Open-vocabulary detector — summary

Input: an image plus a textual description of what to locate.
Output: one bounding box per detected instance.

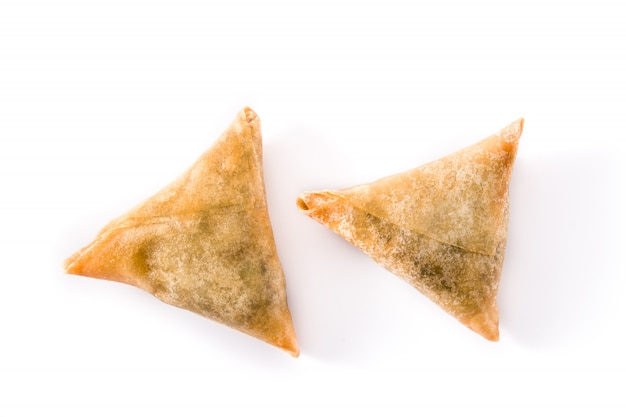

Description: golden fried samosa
[65,107,299,356]
[297,119,523,341]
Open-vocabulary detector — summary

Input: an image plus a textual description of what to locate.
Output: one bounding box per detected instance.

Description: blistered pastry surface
[297,119,522,340]
[65,108,299,356]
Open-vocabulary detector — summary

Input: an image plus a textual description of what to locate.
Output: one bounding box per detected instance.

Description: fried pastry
[65,107,299,356]
[297,119,523,341]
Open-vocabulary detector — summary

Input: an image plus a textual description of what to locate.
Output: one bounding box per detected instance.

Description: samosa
[65,107,299,356]
[297,119,523,341]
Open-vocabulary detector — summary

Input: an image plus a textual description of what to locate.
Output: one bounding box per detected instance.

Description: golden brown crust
[297,119,523,341]
[65,107,299,357]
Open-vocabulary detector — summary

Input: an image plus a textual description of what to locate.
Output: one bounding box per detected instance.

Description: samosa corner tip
[500,117,524,152]
[286,342,301,358]
[296,192,314,213]
[296,191,337,214]
[461,305,500,342]
[63,248,86,276]
[241,106,258,124]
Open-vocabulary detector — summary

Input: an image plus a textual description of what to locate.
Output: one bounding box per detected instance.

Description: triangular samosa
[65,107,299,356]
[297,119,523,341]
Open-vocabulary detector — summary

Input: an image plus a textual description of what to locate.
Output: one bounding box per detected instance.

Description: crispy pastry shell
[297,119,523,340]
[65,108,299,356]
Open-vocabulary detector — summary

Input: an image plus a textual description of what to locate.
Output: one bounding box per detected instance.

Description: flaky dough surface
[65,108,299,356]
[298,119,523,340]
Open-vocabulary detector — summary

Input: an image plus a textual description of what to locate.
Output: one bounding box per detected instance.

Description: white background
[1,0,625,414]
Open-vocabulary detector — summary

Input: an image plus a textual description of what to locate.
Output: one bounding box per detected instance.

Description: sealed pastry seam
[65,107,299,357]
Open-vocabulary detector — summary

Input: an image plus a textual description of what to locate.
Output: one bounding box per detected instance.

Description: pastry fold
[65,107,299,356]
[297,119,523,340]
